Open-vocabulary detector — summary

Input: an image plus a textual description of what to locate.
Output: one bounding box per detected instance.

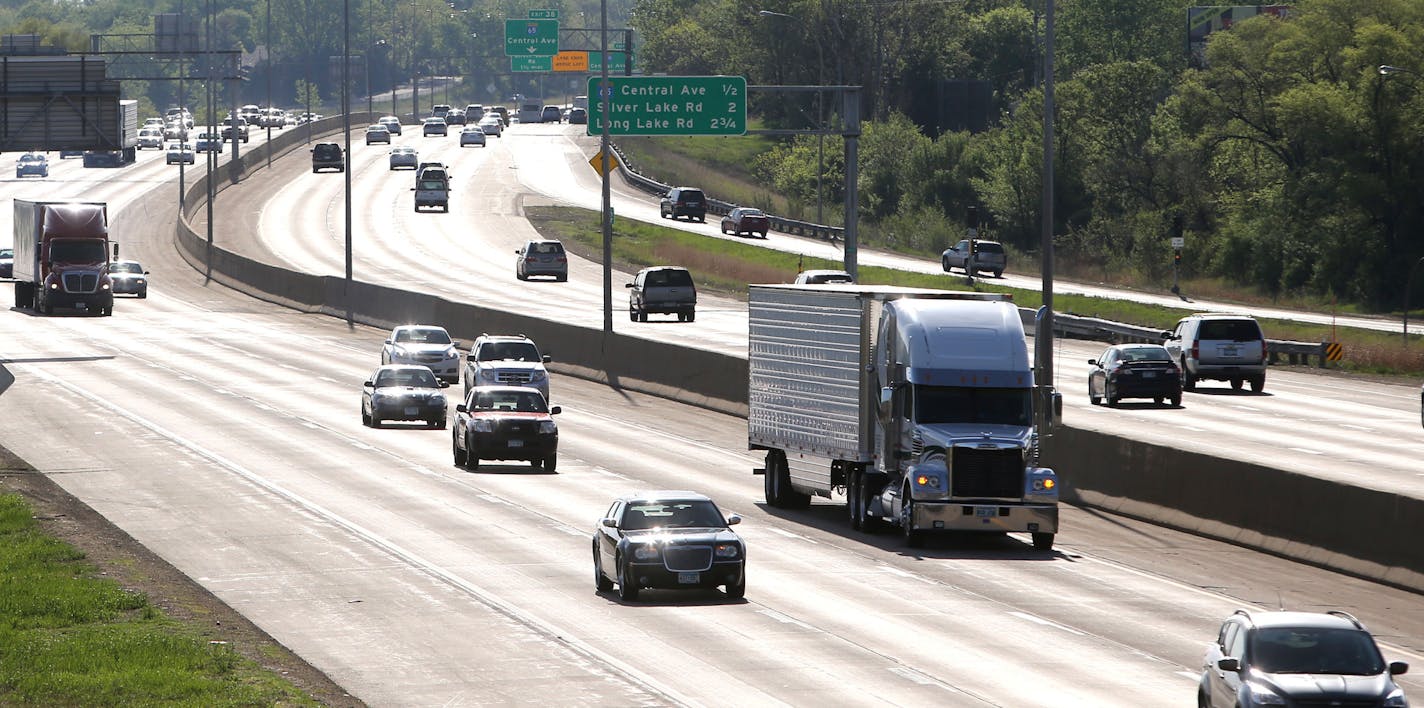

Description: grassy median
[525,205,1424,376]
[0,492,321,706]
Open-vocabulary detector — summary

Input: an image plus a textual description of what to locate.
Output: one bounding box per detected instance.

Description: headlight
[913,472,943,490]
[470,419,493,433]
[714,544,740,558]
[476,368,496,382]
[444,346,458,359]
[100,282,110,290]
[633,545,659,561]
[49,282,59,290]
[1032,478,1056,491]
[135,279,145,284]
[1246,682,1286,706]
[392,346,409,358]
[430,394,446,406]
[529,369,547,381]
[1384,688,1407,708]
[539,421,557,434]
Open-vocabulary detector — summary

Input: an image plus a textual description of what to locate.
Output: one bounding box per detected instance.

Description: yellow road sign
[588,150,620,176]
[553,51,589,72]
[1324,341,1344,361]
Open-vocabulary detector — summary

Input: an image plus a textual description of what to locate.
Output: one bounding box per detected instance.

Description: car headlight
[529,369,547,382]
[429,394,446,406]
[714,544,740,559]
[135,279,145,285]
[539,421,557,435]
[444,346,458,359]
[476,368,496,382]
[1384,688,1408,708]
[1246,682,1286,706]
[49,282,59,290]
[392,346,409,358]
[470,419,493,433]
[633,545,659,561]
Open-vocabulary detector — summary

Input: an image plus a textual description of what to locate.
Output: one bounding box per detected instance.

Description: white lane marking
[765,527,813,542]
[1008,611,1086,636]
[23,367,697,707]
[478,494,511,505]
[1177,671,1200,681]
[879,565,937,585]
[889,667,961,693]
[553,525,586,537]
[1288,447,1323,455]
[1340,424,1374,432]
[1177,426,1206,433]
[757,609,816,631]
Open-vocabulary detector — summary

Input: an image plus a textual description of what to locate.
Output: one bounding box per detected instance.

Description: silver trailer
[748,284,1061,549]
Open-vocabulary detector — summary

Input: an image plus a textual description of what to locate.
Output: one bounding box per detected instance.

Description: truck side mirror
[879,386,895,419]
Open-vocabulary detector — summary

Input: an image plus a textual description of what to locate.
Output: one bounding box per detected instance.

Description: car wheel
[1230,378,1243,390]
[725,572,746,600]
[556,274,567,282]
[594,547,614,592]
[1154,397,1164,405]
[698,216,706,223]
[516,271,527,281]
[1089,393,1101,406]
[900,487,922,548]
[760,231,768,239]
[1170,395,1182,407]
[629,308,637,322]
[361,406,371,427]
[942,256,953,273]
[686,310,696,323]
[1032,532,1055,551]
[1181,360,1196,392]
[530,457,543,469]
[371,414,382,429]
[1105,385,1118,407]
[616,557,639,602]
[638,311,648,323]
[994,270,1003,278]
[1250,376,1265,393]
[452,434,467,466]
[138,290,147,299]
[544,455,557,472]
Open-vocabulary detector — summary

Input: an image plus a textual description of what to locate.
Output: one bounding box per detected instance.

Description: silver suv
[627,266,697,322]
[1162,313,1267,392]
[462,334,552,402]
[941,239,1006,278]
[1199,609,1409,708]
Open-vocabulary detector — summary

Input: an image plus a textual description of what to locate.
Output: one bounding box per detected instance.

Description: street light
[758,9,826,225]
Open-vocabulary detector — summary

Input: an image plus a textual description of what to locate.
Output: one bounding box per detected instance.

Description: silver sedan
[389,146,418,170]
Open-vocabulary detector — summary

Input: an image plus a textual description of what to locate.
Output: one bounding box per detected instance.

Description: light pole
[759,9,825,225]
[1379,65,1421,344]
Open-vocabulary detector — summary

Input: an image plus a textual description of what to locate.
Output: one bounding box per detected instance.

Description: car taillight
[1190,344,1198,361]
[556,256,567,263]
[525,257,537,263]
[1260,339,1267,362]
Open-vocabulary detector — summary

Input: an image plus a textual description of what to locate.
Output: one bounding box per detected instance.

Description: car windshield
[469,390,547,413]
[48,240,107,264]
[395,328,451,344]
[109,262,142,274]
[375,369,438,388]
[1249,628,1386,675]
[621,500,725,530]
[1198,319,1262,341]
[913,385,1033,427]
[478,341,539,361]
[1119,346,1171,362]
[645,269,693,287]
[0,249,13,258]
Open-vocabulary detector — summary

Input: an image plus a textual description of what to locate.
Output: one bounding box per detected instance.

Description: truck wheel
[900,487,923,548]
[764,451,783,506]
[1032,532,1055,551]
[848,466,864,531]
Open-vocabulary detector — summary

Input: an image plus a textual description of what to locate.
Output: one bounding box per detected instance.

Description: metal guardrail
[606,141,844,243]
[601,143,1335,368]
[1019,308,1331,367]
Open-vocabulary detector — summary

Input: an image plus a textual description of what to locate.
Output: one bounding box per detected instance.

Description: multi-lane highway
[2,120,1422,707]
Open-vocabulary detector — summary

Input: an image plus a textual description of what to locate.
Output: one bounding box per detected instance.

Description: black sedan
[593,491,745,602]
[451,386,560,470]
[1088,343,1182,407]
[362,365,450,429]
[107,260,149,298]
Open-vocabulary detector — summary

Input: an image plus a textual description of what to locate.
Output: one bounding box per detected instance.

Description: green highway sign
[587,75,746,136]
[505,18,559,56]
[587,51,627,73]
[528,9,559,19]
[511,55,552,72]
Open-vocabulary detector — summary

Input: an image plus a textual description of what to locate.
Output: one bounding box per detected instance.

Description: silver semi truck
[748,284,1062,549]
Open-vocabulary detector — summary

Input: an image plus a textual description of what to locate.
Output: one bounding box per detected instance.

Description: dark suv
[1199,609,1409,708]
[627,266,697,322]
[311,142,344,173]
[660,187,706,222]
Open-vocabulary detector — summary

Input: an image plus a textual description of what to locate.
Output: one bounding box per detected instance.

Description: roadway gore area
[0,446,359,707]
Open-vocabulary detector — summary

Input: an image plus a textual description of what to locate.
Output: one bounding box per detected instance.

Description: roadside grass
[615,126,791,215]
[0,493,319,707]
[525,205,1424,377]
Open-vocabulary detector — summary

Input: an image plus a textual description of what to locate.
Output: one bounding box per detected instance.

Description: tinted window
[531,242,563,254]
[376,368,437,388]
[1249,628,1385,675]
[914,385,1032,426]
[1198,319,1262,341]
[109,262,143,274]
[49,240,107,263]
[646,269,693,287]
[477,341,539,361]
[976,242,1005,254]
[1119,346,1171,362]
[314,145,341,158]
[620,500,725,530]
[677,190,704,203]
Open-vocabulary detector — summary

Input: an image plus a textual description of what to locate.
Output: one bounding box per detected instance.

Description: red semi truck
[12,199,114,316]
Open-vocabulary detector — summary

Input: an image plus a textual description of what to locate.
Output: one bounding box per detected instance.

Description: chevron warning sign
[1324,342,1343,361]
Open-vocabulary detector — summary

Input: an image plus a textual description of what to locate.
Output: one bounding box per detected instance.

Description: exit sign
[505,19,559,56]
[587,76,746,136]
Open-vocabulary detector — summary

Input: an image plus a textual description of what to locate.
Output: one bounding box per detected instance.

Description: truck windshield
[48,240,107,264]
[913,385,1032,427]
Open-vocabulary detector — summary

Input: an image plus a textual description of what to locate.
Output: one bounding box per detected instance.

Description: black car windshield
[1119,346,1171,362]
[49,240,107,264]
[621,500,725,530]
[478,341,539,361]
[1249,628,1386,675]
[395,328,452,344]
[913,385,1032,427]
[469,390,547,413]
[376,369,438,388]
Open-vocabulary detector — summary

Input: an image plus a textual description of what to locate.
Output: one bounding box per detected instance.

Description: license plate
[678,572,700,584]
[507,439,523,448]
[404,407,420,415]
[1142,371,1156,378]
[76,303,87,309]
[974,506,997,518]
[1220,346,1239,357]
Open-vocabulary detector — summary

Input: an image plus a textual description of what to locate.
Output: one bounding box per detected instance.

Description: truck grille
[951,447,1023,498]
[496,370,534,385]
[662,545,713,572]
[497,419,538,436]
[62,273,98,293]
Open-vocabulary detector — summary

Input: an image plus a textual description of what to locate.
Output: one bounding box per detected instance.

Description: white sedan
[380,325,461,384]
